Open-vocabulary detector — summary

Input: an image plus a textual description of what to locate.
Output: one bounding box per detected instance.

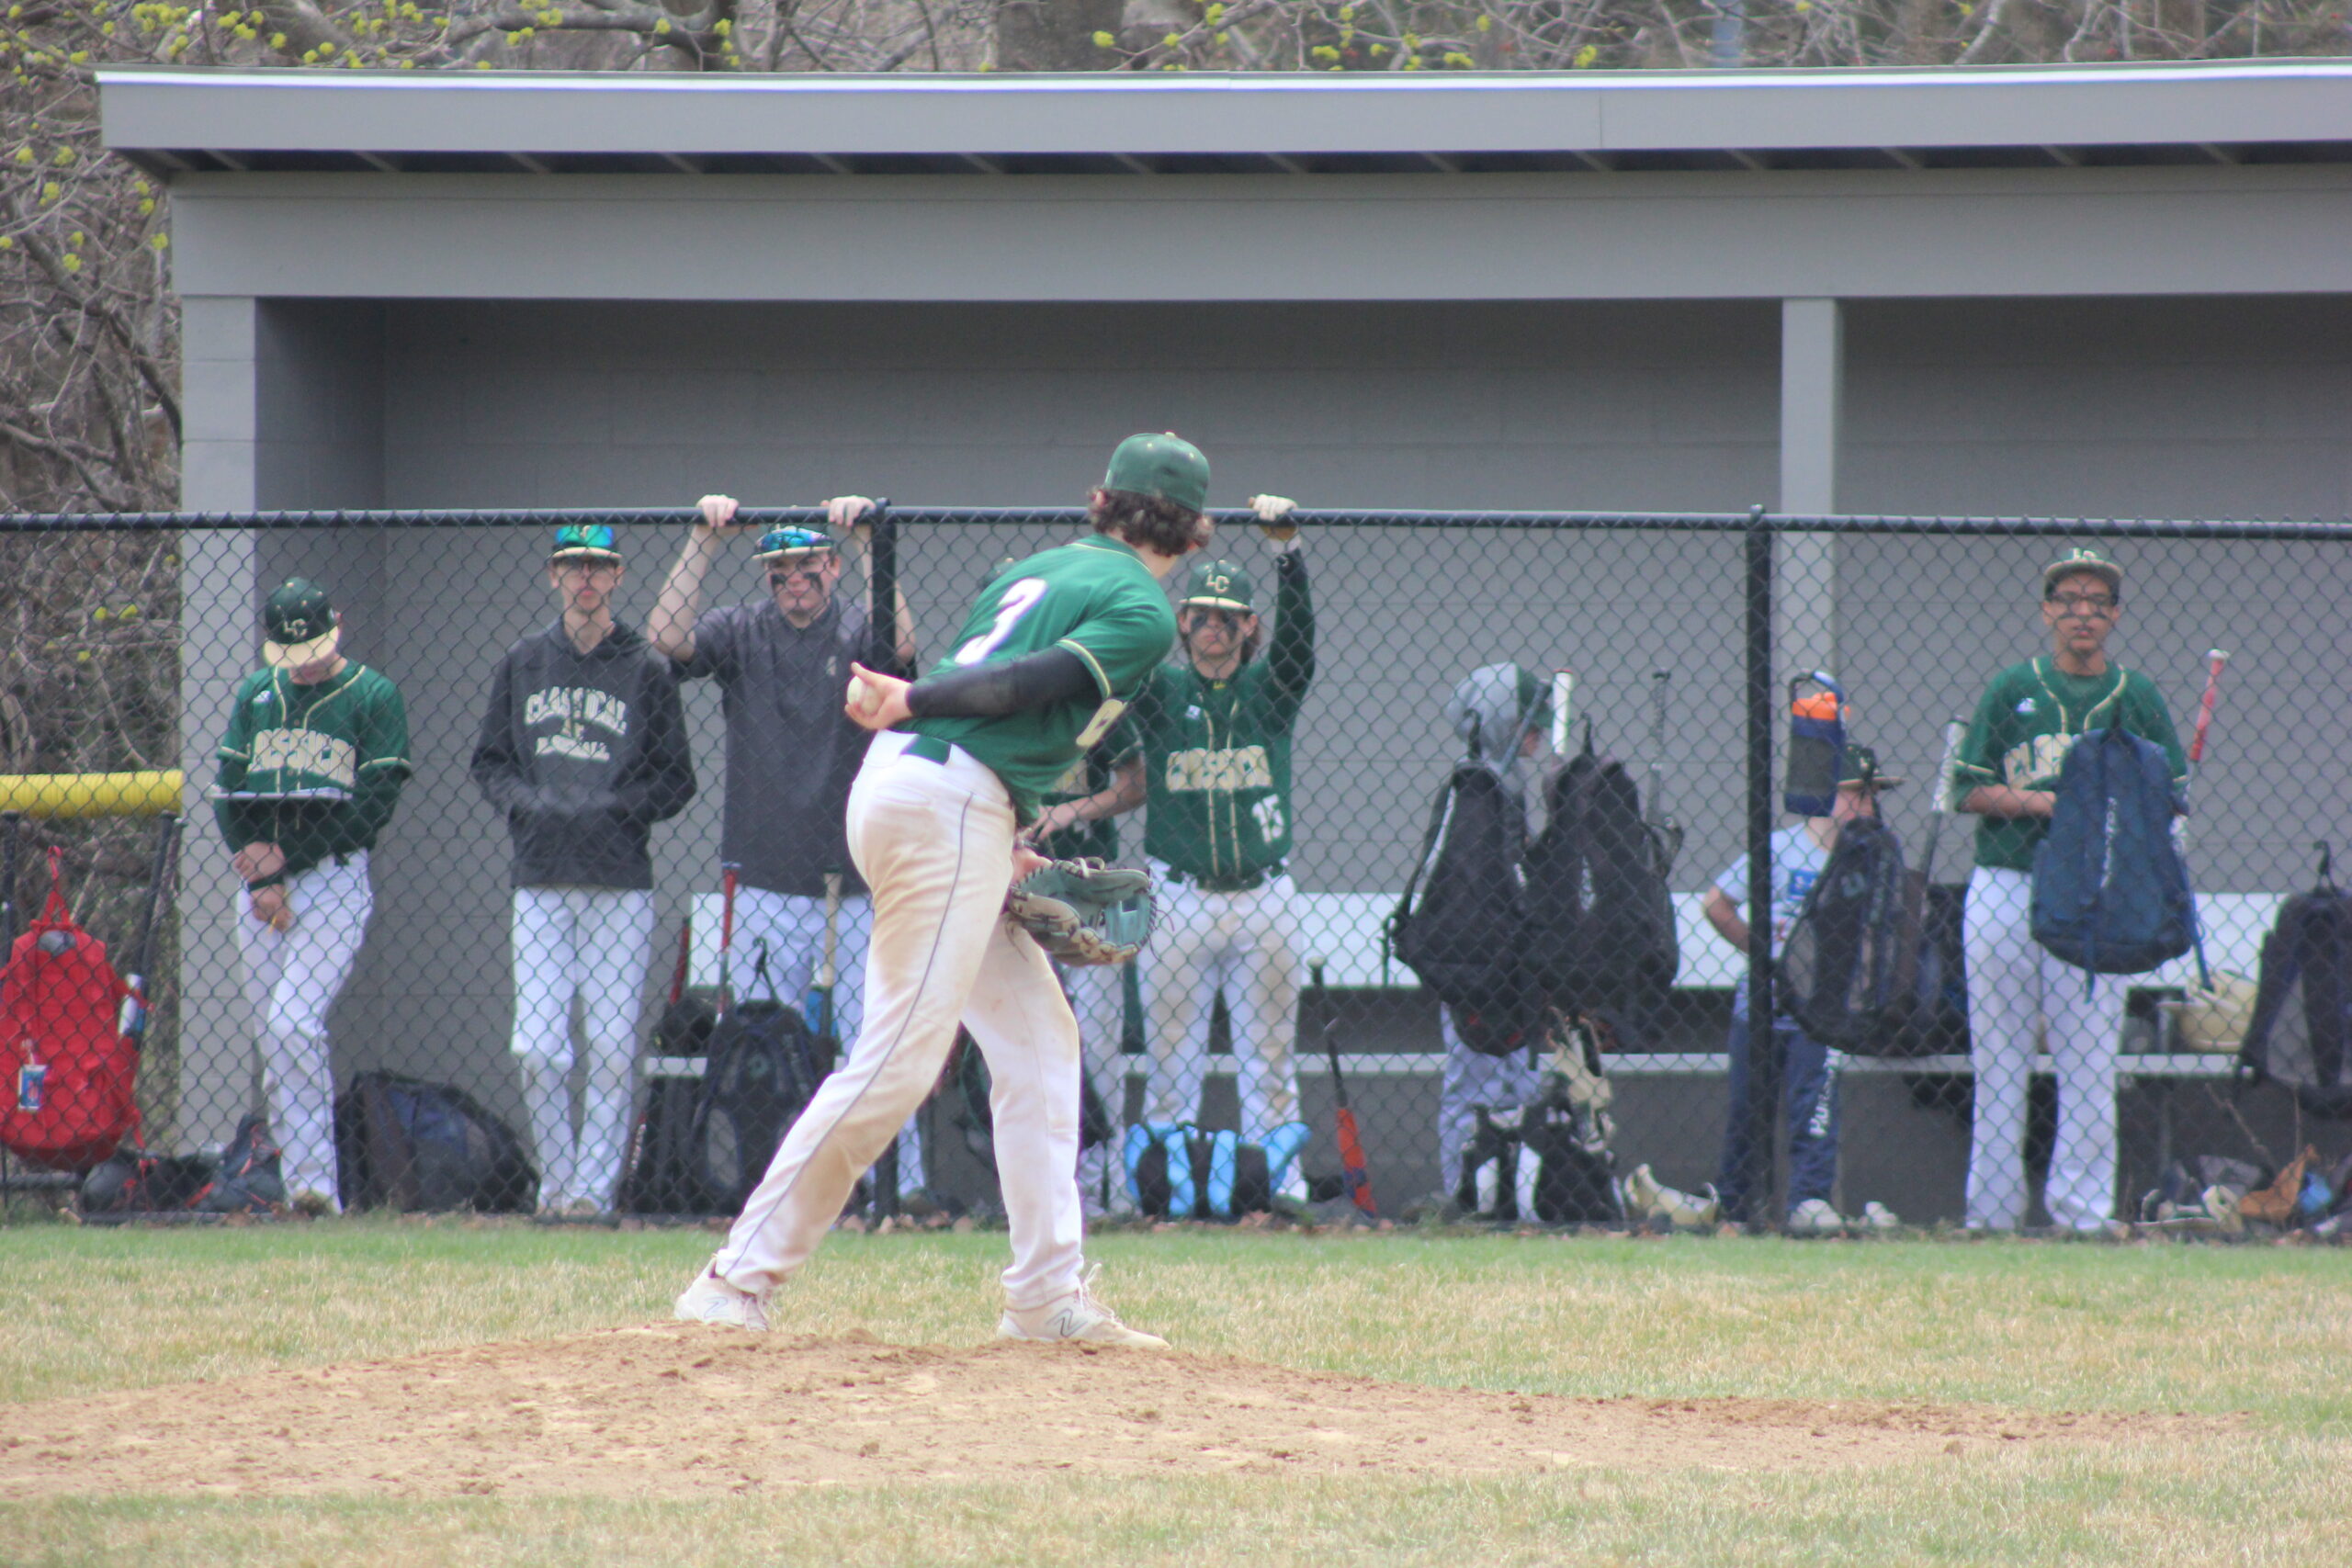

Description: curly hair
[1088,487,1209,558]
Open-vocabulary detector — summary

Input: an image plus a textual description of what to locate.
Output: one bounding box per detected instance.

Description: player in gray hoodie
[472,525,695,1213]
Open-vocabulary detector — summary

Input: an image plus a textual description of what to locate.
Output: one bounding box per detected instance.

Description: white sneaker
[2203,1186,2245,1237]
[1860,1201,1901,1233]
[673,1264,769,1332]
[1788,1198,1847,1236]
[997,1267,1168,1349]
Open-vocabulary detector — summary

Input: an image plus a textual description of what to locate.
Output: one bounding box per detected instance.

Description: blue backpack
[2030,725,2193,976]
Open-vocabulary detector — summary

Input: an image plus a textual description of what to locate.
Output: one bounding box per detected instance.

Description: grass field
[2,1217,2346,1565]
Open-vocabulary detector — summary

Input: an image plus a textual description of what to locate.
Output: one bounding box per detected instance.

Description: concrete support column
[176,296,262,1153]
[1778,297,1842,682]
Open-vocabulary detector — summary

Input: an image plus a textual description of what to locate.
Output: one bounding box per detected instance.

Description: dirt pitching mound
[0,1325,2224,1498]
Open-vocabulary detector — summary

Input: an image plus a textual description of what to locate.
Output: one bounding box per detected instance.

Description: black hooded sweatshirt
[471,621,695,890]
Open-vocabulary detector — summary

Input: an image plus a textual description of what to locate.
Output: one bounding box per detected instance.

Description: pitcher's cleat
[674,1263,769,1331]
[998,1267,1169,1349]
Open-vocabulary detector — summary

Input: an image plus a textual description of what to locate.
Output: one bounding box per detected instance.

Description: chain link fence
[5,505,2349,1236]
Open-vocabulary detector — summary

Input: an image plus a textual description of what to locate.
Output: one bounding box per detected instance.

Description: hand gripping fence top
[6,502,2351,1233]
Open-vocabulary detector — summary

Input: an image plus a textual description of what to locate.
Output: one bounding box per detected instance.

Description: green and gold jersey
[214,661,413,880]
[1035,731,1136,863]
[907,536,1176,821]
[1953,657,2184,873]
[1130,549,1315,881]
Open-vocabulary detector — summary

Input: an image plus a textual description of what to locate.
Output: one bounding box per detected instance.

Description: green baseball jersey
[1953,656,2185,873]
[214,661,413,881]
[1129,549,1315,880]
[908,536,1176,821]
[1036,730,1136,863]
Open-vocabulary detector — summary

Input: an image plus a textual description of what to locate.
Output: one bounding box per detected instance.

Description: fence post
[1740,505,1783,1228]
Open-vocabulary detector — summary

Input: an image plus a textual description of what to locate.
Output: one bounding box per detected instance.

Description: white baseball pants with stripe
[714,731,1086,1310]
[510,885,656,1211]
[1962,864,2124,1230]
[1141,866,1304,1145]
[730,886,923,1195]
[234,852,372,1206]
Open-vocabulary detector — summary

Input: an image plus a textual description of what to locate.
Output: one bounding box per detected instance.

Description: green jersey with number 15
[906,536,1177,822]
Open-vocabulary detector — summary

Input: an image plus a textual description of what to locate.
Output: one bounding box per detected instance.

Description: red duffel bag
[2,849,135,1172]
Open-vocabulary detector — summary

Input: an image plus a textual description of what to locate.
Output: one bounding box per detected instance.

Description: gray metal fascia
[162,166,2352,301]
[98,61,2352,160]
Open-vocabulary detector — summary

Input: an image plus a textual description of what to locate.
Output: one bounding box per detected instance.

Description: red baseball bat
[1314,957,1376,1218]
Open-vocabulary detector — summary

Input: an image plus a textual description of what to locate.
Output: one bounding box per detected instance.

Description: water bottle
[16,1058,45,1114]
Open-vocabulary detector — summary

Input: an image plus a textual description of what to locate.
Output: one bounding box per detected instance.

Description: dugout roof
[100,59,2352,179]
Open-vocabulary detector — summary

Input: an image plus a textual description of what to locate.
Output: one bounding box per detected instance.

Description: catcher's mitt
[1006,857,1155,966]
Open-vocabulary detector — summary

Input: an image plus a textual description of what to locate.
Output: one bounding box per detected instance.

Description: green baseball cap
[549,523,621,563]
[262,578,340,670]
[1181,558,1255,612]
[1102,432,1209,514]
[2042,547,2122,598]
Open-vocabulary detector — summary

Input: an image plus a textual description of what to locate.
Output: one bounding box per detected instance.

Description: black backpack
[1778,816,1920,1054]
[1390,763,1544,1057]
[2237,847,2352,1119]
[1522,732,1679,1043]
[691,943,835,1212]
[2030,725,2195,976]
[334,1072,537,1213]
[1126,1125,1274,1220]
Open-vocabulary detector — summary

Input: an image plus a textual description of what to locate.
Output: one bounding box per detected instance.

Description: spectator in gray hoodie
[473,524,695,1214]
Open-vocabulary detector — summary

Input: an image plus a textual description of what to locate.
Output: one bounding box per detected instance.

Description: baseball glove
[1006,857,1155,966]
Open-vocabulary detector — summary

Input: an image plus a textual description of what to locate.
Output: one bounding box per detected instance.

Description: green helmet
[1102,432,1210,514]
[1181,558,1254,613]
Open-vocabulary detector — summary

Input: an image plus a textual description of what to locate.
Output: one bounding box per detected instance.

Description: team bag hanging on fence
[0,848,136,1173]
[689,940,834,1212]
[1521,723,1679,1042]
[1390,763,1545,1057]
[1777,795,1921,1055]
[2236,845,2352,1120]
[2030,724,2195,979]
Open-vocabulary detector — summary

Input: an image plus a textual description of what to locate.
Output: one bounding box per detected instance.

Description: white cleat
[1860,1201,1902,1234]
[998,1268,1169,1350]
[1787,1198,1847,1236]
[673,1263,769,1332]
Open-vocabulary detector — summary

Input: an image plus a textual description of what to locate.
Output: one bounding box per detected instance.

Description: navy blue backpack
[2030,724,2193,976]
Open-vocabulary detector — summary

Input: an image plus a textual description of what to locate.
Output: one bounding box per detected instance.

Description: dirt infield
[0,1325,2226,1498]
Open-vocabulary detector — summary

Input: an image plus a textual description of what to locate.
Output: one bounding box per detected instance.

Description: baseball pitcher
[677,431,1214,1348]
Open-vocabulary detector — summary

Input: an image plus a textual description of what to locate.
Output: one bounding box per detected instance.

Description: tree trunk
[994,0,1127,70]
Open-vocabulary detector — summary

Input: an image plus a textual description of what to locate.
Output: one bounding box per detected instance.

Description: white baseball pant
[731,885,924,1194]
[1962,864,2124,1230]
[233,852,372,1206]
[1435,1005,1546,1199]
[1142,865,1304,1147]
[510,885,656,1211]
[1064,960,1129,1215]
[713,731,1086,1310]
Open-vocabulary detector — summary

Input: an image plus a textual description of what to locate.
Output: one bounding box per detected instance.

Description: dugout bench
[646,890,2282,1225]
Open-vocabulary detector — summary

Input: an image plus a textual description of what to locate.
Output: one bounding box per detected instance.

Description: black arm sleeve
[904,648,1097,719]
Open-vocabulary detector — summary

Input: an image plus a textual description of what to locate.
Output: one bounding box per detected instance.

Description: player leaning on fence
[676,431,1213,1347]
[1106,511,1312,1199]
[647,495,928,1202]
[213,579,412,1213]
[470,525,695,1216]
[1954,548,2185,1232]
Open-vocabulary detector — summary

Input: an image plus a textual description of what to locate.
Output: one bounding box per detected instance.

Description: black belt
[1167,864,1279,894]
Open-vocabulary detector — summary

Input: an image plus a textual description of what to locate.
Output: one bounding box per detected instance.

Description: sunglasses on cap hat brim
[262,623,343,670]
